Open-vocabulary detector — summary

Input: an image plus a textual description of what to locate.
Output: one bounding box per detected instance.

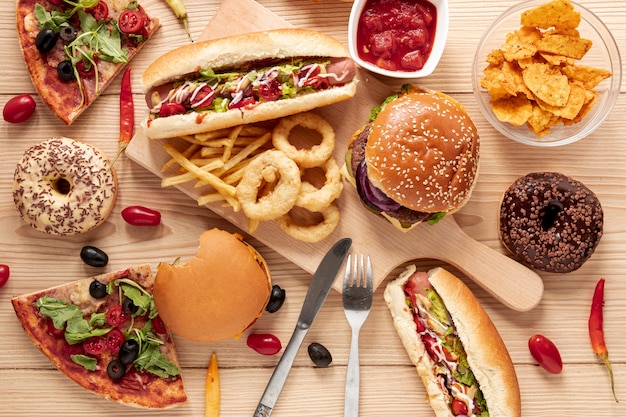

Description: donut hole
[54,177,72,195]
[540,200,564,231]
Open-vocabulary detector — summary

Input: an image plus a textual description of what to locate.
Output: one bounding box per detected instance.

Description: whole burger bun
[153,228,272,342]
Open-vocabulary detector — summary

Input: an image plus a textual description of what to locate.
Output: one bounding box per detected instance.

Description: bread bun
[365,90,479,213]
[141,28,358,139]
[153,229,271,342]
[384,265,521,417]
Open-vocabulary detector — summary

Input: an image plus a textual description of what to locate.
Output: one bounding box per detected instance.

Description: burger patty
[350,123,430,226]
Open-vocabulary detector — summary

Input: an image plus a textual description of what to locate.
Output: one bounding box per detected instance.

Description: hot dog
[140,28,358,139]
[384,265,521,417]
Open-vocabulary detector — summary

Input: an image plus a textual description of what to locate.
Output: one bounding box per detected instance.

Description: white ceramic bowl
[348,0,449,78]
[472,0,622,147]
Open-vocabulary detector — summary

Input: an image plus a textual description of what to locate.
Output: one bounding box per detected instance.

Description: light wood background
[1,0,625,416]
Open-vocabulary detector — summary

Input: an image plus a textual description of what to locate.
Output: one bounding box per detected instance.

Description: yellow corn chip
[522,63,570,107]
[536,33,592,59]
[520,0,580,30]
[562,64,612,89]
[501,26,541,61]
[492,95,533,126]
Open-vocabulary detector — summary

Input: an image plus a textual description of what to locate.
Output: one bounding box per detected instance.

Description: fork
[342,254,373,417]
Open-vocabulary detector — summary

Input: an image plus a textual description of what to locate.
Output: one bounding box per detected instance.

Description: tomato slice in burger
[118,10,145,35]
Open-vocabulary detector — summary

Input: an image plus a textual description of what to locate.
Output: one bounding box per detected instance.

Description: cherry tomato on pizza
[105,328,125,355]
[118,9,146,35]
[106,304,129,327]
[83,336,106,355]
[86,1,109,21]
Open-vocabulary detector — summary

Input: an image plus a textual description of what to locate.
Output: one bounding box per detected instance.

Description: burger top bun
[153,228,271,343]
[365,89,480,213]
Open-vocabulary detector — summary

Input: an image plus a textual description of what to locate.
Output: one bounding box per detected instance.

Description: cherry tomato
[3,94,36,123]
[106,328,125,354]
[228,96,255,109]
[118,10,145,35]
[451,398,468,415]
[76,56,98,78]
[121,206,161,226]
[528,334,563,374]
[189,85,215,108]
[86,1,109,21]
[258,80,282,102]
[151,315,168,335]
[247,333,282,355]
[83,336,105,355]
[46,319,65,338]
[106,305,129,327]
[0,264,9,289]
[159,102,186,117]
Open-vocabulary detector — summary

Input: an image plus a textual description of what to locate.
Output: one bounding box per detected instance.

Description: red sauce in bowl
[356,0,437,72]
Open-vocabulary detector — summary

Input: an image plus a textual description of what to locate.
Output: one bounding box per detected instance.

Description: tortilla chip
[491,95,533,126]
[522,63,570,107]
[526,104,558,136]
[536,33,592,59]
[520,0,581,30]
[501,26,541,61]
[536,81,587,119]
[562,64,612,89]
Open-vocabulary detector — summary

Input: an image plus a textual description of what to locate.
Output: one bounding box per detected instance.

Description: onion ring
[275,204,340,243]
[236,150,301,221]
[272,112,335,168]
[295,159,343,212]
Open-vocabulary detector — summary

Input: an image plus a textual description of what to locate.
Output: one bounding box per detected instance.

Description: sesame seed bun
[365,90,480,213]
[153,229,271,343]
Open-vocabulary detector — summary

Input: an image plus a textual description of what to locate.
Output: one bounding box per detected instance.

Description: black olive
[107,359,126,379]
[89,279,108,299]
[122,297,139,315]
[59,25,77,42]
[119,339,140,365]
[265,284,286,313]
[35,28,58,53]
[307,342,332,368]
[80,246,108,267]
[57,60,75,82]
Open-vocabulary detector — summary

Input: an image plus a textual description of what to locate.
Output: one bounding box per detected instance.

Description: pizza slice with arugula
[16,0,160,124]
[11,264,188,409]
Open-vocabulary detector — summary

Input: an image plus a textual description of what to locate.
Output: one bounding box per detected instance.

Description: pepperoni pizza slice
[16,0,160,124]
[11,264,188,409]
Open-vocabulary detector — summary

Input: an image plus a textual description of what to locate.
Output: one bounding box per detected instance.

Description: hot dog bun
[384,265,521,417]
[141,28,358,139]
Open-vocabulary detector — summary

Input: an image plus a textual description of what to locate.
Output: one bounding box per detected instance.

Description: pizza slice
[11,264,188,409]
[16,0,160,125]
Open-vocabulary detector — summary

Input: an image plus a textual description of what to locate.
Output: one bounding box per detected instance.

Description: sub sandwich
[141,28,358,139]
[384,265,521,417]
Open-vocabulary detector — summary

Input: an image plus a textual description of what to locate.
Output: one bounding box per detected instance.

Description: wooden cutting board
[126,0,544,311]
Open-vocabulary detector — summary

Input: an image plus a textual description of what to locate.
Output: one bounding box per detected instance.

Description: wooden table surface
[1,0,625,416]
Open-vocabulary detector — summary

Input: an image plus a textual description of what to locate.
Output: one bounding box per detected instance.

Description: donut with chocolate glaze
[499,172,603,273]
[12,137,117,236]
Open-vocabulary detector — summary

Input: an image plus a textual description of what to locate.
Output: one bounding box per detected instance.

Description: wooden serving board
[126,0,544,311]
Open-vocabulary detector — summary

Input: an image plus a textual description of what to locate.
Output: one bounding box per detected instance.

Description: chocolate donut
[12,137,117,236]
[499,172,603,273]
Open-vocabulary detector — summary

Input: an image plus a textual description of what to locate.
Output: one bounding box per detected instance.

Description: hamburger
[345,85,480,231]
[153,228,272,343]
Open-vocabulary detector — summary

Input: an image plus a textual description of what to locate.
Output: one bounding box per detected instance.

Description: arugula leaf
[89,312,107,328]
[34,4,75,32]
[36,296,83,330]
[70,354,98,371]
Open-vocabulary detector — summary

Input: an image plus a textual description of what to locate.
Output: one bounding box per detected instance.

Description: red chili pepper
[112,67,134,165]
[121,205,161,226]
[588,278,618,402]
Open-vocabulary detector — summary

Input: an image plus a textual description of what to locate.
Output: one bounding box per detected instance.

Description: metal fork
[342,254,373,417]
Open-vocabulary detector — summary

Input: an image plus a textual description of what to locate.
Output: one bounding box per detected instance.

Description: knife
[253,237,353,417]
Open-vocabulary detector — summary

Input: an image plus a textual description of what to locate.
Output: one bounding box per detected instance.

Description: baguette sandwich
[141,28,358,139]
[384,265,521,417]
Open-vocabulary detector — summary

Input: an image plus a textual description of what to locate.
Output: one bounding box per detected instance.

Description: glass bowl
[348,0,449,79]
[472,0,621,147]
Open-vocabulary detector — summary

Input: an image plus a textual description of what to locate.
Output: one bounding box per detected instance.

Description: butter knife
[253,237,353,417]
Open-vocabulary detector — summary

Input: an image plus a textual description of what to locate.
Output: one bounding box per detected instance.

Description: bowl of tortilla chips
[472,0,621,146]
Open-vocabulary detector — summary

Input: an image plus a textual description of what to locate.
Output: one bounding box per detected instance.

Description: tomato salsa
[356,0,437,72]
